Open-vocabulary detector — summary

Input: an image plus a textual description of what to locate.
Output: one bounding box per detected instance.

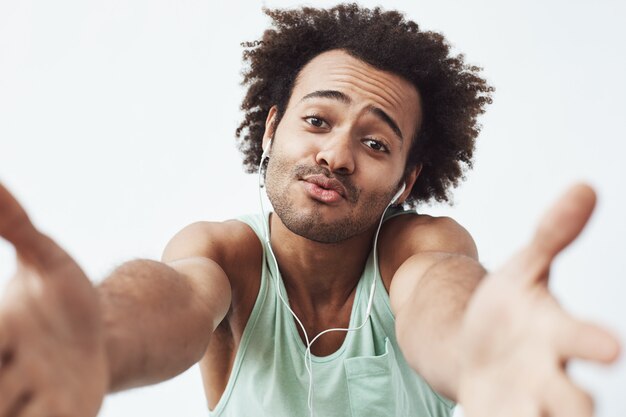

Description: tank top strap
[369,206,420,318]
[236,212,269,244]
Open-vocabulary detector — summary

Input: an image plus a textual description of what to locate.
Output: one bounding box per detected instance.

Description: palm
[461,275,567,416]
[458,184,620,417]
[0,184,107,417]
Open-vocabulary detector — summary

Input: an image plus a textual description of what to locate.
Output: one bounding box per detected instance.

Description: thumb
[0,182,66,268]
[0,182,39,251]
[494,183,596,287]
[531,183,596,261]
[509,183,597,284]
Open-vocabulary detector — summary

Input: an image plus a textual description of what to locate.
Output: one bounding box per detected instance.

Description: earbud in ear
[390,182,406,205]
[261,138,273,162]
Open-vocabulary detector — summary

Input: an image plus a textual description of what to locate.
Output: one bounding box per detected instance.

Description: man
[0,4,620,417]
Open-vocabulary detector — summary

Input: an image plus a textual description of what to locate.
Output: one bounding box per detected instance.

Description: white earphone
[261,138,273,162]
[390,182,406,205]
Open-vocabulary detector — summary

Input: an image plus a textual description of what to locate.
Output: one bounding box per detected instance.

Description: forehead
[289,49,421,139]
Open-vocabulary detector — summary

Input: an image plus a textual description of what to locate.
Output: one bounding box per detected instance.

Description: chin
[275,204,371,244]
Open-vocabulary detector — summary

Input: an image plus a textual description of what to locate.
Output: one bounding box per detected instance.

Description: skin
[260,50,420,352]
[263,50,420,245]
[0,49,621,417]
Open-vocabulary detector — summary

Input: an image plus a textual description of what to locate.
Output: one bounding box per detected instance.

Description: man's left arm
[390,217,483,401]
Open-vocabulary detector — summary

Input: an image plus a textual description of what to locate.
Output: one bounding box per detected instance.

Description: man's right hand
[0,183,108,417]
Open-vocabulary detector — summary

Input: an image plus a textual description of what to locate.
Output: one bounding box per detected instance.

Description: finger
[531,183,596,265]
[502,184,597,285]
[0,184,39,251]
[555,312,621,363]
[542,372,594,417]
[0,183,70,270]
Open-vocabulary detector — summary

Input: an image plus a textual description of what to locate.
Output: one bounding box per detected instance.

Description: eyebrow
[300,89,404,142]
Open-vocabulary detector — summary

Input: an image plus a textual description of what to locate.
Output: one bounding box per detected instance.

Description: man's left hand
[458,184,621,417]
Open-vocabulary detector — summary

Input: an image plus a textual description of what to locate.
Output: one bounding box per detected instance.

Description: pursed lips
[302,174,347,198]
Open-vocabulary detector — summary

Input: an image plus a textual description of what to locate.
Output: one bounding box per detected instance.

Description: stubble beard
[264,155,397,244]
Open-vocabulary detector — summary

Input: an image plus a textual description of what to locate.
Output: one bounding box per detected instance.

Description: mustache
[293,164,360,203]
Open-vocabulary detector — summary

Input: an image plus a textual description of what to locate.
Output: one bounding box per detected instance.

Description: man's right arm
[0,183,231,416]
[101,221,231,391]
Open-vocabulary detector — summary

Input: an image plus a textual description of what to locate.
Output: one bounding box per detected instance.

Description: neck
[268,212,378,312]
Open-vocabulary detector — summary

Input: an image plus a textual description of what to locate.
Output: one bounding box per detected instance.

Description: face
[263,49,422,243]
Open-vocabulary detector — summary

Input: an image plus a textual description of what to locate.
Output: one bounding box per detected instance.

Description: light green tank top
[208,209,455,417]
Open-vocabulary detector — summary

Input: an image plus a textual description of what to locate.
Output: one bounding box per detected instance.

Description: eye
[363,138,389,153]
[304,115,329,129]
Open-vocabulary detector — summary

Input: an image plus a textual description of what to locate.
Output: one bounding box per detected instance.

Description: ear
[397,164,422,204]
[262,106,279,152]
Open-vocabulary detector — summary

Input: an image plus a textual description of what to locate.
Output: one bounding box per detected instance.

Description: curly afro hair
[236,3,493,206]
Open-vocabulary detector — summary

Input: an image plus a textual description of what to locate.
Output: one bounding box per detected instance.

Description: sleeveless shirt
[208,209,455,417]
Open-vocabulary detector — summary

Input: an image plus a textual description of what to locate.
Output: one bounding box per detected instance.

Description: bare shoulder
[162,219,263,268]
[379,213,478,288]
[161,218,264,329]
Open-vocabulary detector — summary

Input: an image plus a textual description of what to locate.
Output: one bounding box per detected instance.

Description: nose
[315,131,355,175]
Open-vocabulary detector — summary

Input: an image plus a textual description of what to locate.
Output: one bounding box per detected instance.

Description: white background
[0,0,624,416]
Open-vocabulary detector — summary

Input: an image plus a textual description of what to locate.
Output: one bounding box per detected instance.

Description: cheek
[264,148,298,192]
[274,119,321,155]
[267,144,293,176]
[267,139,317,177]
[265,157,286,187]
[356,174,401,206]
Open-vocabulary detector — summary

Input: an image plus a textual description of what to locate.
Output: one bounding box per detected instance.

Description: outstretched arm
[0,183,231,416]
[392,184,621,416]
[100,254,230,391]
[391,216,483,401]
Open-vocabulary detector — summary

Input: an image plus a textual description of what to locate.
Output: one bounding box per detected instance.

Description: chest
[287,291,358,357]
[203,274,444,417]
